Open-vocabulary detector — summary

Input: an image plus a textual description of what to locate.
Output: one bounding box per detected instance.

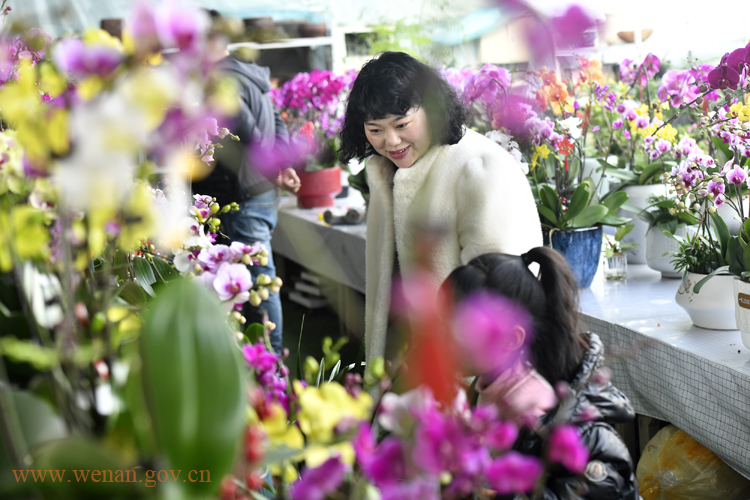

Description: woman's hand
[274,168,301,193]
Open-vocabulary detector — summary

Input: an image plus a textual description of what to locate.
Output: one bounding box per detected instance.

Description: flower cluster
[172,194,281,316]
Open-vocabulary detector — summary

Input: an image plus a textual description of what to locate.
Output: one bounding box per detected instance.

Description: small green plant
[640,194,699,235]
[604,224,636,258]
[536,177,631,230]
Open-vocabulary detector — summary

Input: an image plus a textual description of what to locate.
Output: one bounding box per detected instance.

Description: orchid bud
[264,321,276,331]
[678,201,685,208]
[676,174,683,182]
[258,287,269,301]
[232,311,242,322]
[255,274,272,286]
[693,203,701,211]
[709,206,717,213]
[193,263,203,273]
[282,348,290,359]
[241,254,251,265]
[669,189,675,194]
[239,315,246,324]
[259,257,269,267]
[210,203,220,214]
[712,175,720,182]
[708,193,715,199]
[187,272,196,278]
[221,205,231,213]
[149,244,156,253]
[669,208,676,215]
[270,285,280,294]
[272,277,283,288]
[236,331,244,340]
[208,218,221,227]
[249,290,262,307]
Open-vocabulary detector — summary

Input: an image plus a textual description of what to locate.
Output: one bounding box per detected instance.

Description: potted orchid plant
[270,69,358,208]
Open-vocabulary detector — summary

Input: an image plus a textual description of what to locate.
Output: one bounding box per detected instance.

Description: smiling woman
[338,52,543,362]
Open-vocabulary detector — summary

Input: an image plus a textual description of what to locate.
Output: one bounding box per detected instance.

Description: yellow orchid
[117,183,157,251]
[294,381,372,443]
[0,61,41,124]
[82,28,124,52]
[38,62,67,98]
[656,123,678,142]
[549,96,575,116]
[531,144,551,170]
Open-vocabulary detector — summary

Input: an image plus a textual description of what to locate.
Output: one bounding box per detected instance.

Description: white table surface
[273,199,750,478]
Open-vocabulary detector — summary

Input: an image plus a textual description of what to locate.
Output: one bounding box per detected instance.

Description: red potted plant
[271,69,357,208]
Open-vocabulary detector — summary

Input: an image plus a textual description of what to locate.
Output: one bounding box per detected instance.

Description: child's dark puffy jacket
[507,333,642,500]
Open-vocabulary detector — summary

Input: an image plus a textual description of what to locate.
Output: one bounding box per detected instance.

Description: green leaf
[620,202,644,215]
[296,314,305,381]
[710,211,731,259]
[560,182,591,224]
[537,205,558,226]
[244,323,265,345]
[569,205,609,228]
[677,212,699,226]
[745,218,750,242]
[316,356,325,387]
[744,242,750,274]
[601,190,629,214]
[728,237,745,276]
[693,265,730,293]
[638,162,665,185]
[603,168,639,182]
[151,257,180,282]
[132,257,156,297]
[614,223,634,241]
[114,281,147,306]
[540,185,559,212]
[141,279,245,496]
[600,213,632,226]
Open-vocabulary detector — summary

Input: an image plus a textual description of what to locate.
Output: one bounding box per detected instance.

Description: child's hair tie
[520,252,532,267]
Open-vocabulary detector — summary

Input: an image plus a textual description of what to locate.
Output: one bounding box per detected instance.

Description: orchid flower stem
[650,90,713,137]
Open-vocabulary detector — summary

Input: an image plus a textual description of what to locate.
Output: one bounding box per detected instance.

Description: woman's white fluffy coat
[365,129,543,361]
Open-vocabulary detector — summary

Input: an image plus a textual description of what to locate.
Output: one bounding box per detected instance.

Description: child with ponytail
[443,247,641,500]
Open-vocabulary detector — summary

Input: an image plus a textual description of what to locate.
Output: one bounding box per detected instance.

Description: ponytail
[522,247,588,384]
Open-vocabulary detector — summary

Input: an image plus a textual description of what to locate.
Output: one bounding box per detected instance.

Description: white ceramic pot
[581,156,617,197]
[733,278,750,348]
[620,184,670,264]
[675,273,737,330]
[717,196,749,234]
[646,226,687,278]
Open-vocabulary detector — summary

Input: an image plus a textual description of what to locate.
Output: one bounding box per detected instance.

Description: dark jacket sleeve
[274,107,289,145]
[231,82,260,144]
[541,423,641,500]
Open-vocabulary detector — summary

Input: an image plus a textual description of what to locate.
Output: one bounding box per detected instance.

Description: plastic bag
[636,425,750,500]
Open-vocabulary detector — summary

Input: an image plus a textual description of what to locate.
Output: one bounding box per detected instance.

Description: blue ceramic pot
[543,226,603,289]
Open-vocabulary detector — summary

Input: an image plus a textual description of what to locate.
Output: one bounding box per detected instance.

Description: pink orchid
[213,263,252,301]
[485,451,544,494]
[291,456,347,500]
[547,424,589,473]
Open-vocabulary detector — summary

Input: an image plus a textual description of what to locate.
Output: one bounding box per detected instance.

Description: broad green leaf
[141,279,245,496]
[561,183,591,224]
[638,162,665,185]
[603,168,639,182]
[244,322,265,345]
[745,218,750,242]
[711,135,733,164]
[0,336,58,370]
[569,205,609,228]
[540,185,559,212]
[32,438,145,500]
[620,202,645,215]
[151,257,179,282]
[537,205,558,226]
[677,212,699,226]
[600,213,631,226]
[710,212,731,259]
[614,224,634,241]
[601,191,629,214]
[132,257,156,297]
[728,237,745,276]
[115,281,147,306]
[744,243,750,274]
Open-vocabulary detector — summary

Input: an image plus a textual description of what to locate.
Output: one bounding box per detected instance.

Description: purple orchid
[634,116,650,129]
[714,194,726,208]
[379,479,439,500]
[726,162,748,186]
[197,244,233,271]
[54,39,123,79]
[453,291,533,374]
[247,136,314,177]
[621,53,660,88]
[623,129,632,140]
[707,54,740,90]
[485,452,544,494]
[707,180,725,198]
[552,5,598,49]
[612,119,623,130]
[655,139,672,154]
[291,456,347,500]
[440,66,476,95]
[213,262,252,302]
[361,438,407,487]
[19,28,53,63]
[153,0,209,53]
[462,64,511,109]
[727,47,750,74]
[547,424,589,473]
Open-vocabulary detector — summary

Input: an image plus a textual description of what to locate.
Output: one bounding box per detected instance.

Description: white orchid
[558,117,583,140]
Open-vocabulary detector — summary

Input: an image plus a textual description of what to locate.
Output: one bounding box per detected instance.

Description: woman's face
[364,107,431,169]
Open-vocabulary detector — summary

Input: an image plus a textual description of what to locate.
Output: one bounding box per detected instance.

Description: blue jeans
[221,189,283,354]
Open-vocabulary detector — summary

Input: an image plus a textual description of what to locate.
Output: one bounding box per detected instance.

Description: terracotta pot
[297,166,342,208]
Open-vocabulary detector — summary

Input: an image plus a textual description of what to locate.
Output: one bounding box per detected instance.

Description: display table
[273,195,750,479]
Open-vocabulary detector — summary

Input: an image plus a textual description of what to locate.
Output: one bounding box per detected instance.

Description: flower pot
[296,166,342,208]
[733,278,750,348]
[619,184,670,264]
[544,226,603,289]
[646,226,687,278]
[675,273,736,330]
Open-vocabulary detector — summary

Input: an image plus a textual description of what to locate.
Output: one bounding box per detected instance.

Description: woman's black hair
[442,247,589,385]
[337,51,469,164]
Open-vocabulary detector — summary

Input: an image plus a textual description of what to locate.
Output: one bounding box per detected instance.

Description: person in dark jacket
[443,247,641,500]
[193,17,300,354]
